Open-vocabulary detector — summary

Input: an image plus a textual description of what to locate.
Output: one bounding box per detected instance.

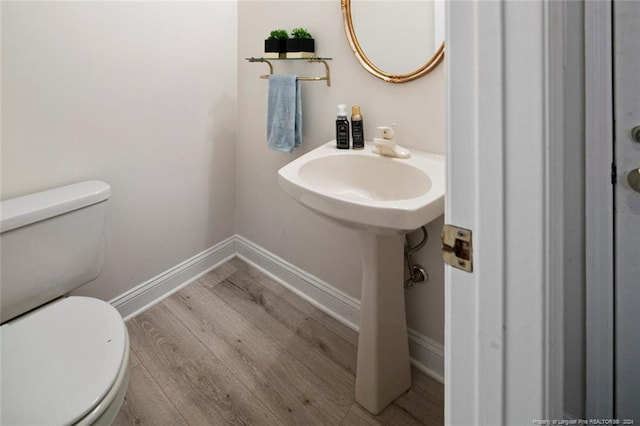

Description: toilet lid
[1,296,127,425]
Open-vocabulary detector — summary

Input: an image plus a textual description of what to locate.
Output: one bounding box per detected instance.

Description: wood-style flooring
[113,257,444,425]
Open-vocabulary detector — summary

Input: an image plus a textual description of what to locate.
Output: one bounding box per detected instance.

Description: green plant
[268,29,288,40]
[290,27,313,39]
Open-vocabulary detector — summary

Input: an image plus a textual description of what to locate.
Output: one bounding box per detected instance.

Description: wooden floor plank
[128,346,141,369]
[210,277,358,394]
[164,282,352,424]
[231,257,360,346]
[215,267,358,375]
[198,259,238,288]
[116,257,444,425]
[392,367,445,425]
[339,403,382,426]
[341,401,426,425]
[226,258,286,296]
[112,363,188,426]
[127,305,282,425]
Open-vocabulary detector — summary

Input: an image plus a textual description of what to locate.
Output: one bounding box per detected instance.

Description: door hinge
[441,224,473,273]
[612,162,617,185]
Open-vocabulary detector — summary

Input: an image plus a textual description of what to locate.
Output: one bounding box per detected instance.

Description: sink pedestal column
[355,232,412,415]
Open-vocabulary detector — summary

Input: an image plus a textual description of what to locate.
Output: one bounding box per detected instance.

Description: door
[445,0,565,423]
[614,0,640,418]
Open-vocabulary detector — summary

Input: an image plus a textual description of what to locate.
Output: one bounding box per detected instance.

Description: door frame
[445,0,566,422]
[584,0,614,418]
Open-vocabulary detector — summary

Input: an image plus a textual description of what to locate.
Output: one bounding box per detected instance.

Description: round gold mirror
[341,0,445,83]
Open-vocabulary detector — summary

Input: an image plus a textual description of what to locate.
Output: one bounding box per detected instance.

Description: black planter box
[286,38,315,58]
[264,39,287,58]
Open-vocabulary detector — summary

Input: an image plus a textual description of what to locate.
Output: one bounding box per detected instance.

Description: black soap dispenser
[336,104,350,149]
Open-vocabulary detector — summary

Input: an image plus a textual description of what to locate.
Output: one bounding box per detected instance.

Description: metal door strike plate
[441,224,473,272]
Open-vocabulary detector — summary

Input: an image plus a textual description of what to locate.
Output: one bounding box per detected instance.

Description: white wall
[236,1,446,344]
[1,1,238,300]
[2,0,445,348]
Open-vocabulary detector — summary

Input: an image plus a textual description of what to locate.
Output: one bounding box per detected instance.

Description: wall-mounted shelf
[245,57,332,87]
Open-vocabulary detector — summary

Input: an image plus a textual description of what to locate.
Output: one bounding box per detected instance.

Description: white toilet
[0,181,130,425]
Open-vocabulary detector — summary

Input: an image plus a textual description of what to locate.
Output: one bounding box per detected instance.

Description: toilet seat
[1,296,129,425]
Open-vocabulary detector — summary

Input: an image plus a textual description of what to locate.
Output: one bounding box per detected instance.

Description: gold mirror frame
[341,0,445,83]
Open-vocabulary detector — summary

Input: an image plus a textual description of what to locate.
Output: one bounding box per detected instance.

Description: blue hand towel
[267,74,301,153]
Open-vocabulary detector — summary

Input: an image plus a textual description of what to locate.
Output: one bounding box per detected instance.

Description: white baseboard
[236,236,445,383]
[110,236,237,321]
[111,234,445,383]
[408,328,445,383]
[235,236,361,331]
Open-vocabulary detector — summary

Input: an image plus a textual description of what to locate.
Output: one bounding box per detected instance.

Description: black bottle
[351,105,364,149]
[336,104,350,149]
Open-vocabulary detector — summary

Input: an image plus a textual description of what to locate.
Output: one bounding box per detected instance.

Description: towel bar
[245,57,332,87]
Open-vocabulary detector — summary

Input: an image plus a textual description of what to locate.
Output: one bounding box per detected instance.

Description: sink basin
[278,141,444,234]
[278,140,445,414]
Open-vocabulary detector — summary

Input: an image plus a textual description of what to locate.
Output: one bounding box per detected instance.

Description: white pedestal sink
[278,141,445,414]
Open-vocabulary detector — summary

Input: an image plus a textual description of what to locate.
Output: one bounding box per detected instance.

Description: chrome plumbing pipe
[404,226,429,288]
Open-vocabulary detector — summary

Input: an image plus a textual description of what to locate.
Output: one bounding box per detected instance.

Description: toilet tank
[0,181,112,323]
